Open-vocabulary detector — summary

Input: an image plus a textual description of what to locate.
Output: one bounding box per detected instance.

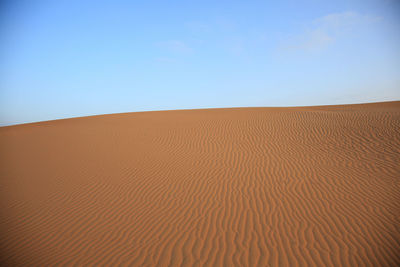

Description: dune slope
[1,102,400,266]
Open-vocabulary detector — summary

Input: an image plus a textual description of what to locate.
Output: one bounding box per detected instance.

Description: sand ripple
[1,102,399,266]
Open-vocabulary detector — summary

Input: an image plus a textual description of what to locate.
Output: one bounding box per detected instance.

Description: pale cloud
[285,29,333,51]
[157,40,192,53]
[281,11,381,52]
[313,11,381,31]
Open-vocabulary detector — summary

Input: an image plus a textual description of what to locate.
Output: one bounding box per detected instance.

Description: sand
[0,101,399,266]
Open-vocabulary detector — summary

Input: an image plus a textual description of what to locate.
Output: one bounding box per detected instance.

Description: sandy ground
[0,101,399,266]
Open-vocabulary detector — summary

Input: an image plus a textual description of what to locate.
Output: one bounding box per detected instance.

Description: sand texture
[1,101,400,266]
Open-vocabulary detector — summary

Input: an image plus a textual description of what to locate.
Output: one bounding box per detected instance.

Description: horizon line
[2,100,399,128]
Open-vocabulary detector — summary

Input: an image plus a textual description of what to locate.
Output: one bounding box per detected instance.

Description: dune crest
[1,102,400,266]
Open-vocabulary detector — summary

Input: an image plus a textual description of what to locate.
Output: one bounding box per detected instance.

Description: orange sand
[1,101,399,266]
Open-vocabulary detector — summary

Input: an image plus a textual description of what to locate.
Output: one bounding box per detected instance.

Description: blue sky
[1,0,399,125]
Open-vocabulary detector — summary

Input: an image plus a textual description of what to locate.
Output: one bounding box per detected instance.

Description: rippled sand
[1,101,399,266]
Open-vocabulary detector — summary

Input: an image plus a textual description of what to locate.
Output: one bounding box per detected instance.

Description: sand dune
[1,101,399,266]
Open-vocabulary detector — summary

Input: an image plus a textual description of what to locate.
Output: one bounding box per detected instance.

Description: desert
[0,101,399,266]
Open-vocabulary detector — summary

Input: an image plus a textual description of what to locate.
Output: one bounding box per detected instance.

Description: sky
[1,0,400,126]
